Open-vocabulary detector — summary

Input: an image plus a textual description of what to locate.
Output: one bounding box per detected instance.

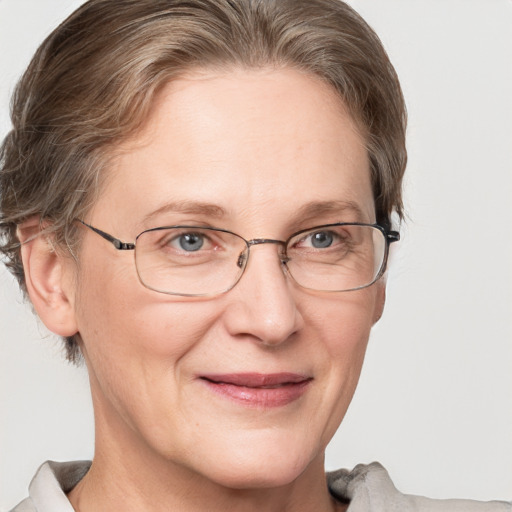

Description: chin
[185,431,321,490]
[206,460,310,490]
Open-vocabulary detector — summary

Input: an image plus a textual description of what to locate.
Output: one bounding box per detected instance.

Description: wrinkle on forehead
[92,67,374,237]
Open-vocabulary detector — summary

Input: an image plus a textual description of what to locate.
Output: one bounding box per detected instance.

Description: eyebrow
[142,199,368,228]
[291,200,369,226]
[143,200,227,224]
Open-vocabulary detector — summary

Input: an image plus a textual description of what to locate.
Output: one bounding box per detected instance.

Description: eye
[169,232,208,252]
[309,230,335,249]
[288,226,355,257]
[299,229,340,249]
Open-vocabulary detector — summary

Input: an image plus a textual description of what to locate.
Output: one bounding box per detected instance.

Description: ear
[372,280,386,325]
[18,219,78,337]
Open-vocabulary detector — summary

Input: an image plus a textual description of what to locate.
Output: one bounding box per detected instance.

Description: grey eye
[310,231,334,248]
[178,233,204,251]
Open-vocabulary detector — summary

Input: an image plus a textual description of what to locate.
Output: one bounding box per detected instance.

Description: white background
[1,0,511,509]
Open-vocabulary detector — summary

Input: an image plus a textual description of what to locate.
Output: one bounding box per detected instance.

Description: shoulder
[327,462,512,512]
[9,461,91,512]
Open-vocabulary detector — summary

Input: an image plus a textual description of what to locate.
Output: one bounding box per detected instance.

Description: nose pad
[238,243,289,277]
[277,246,292,278]
[279,250,290,267]
[236,250,247,269]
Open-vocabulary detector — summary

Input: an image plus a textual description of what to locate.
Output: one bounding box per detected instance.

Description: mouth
[199,373,313,408]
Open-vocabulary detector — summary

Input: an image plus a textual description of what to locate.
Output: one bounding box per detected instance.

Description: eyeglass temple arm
[386,231,400,244]
[78,220,135,250]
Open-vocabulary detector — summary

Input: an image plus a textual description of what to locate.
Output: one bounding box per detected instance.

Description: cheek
[305,290,378,434]
[306,287,378,355]
[73,251,223,414]
[74,265,224,436]
[323,299,373,396]
[75,247,207,349]
[77,285,219,365]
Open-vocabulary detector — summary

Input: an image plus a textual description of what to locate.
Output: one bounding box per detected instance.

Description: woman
[1,1,510,511]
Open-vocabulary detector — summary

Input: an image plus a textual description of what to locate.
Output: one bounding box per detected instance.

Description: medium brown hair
[0,0,407,362]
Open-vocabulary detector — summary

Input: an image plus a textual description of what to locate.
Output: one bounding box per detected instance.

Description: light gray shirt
[10,460,512,511]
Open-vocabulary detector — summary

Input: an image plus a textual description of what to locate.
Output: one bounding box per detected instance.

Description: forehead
[95,67,373,234]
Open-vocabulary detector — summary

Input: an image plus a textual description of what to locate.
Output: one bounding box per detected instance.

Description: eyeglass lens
[134,224,387,297]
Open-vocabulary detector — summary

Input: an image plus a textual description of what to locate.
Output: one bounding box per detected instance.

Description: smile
[199,373,313,408]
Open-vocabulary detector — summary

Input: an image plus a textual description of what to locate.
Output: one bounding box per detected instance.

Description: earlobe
[18,221,78,337]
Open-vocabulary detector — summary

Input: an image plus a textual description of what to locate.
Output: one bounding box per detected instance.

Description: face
[69,68,385,488]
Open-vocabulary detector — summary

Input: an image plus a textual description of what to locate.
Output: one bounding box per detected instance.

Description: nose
[222,244,304,347]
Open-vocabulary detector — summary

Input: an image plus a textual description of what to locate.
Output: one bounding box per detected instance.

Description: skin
[21,67,386,512]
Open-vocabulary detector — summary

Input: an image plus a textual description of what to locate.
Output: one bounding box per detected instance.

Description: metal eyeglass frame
[78,220,400,296]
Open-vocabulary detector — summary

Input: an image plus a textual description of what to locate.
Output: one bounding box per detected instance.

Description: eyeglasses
[79,221,399,297]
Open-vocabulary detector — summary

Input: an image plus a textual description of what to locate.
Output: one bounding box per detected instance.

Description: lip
[199,373,312,408]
